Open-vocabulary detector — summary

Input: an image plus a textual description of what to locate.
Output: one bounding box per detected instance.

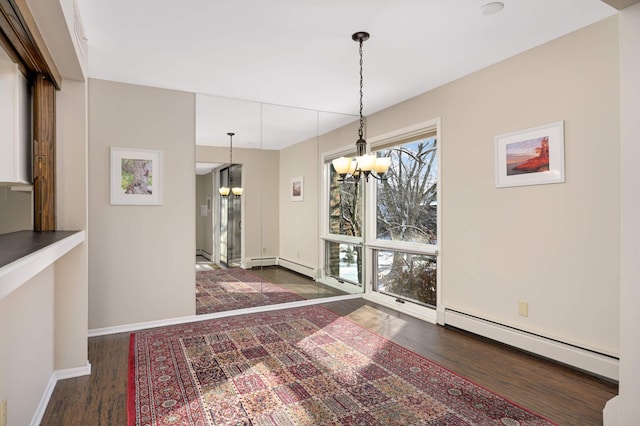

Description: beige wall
[88,79,195,329]
[0,187,32,233]
[55,78,89,369]
[611,2,640,423]
[318,17,621,356]
[0,266,55,425]
[0,3,90,424]
[196,146,280,263]
[279,137,319,269]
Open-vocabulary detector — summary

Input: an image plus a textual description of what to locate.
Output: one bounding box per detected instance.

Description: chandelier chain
[358,38,364,139]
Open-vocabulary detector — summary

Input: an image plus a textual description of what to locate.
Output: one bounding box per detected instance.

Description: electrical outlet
[518,300,529,317]
[0,399,7,426]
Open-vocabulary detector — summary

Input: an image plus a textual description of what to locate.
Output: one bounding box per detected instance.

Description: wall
[0,188,32,233]
[279,137,319,270]
[196,146,280,264]
[607,2,640,423]
[0,2,90,424]
[88,79,195,329]
[318,18,620,357]
[55,77,89,369]
[0,267,55,425]
[195,173,213,257]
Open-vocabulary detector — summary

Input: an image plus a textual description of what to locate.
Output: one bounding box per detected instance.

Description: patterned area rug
[196,268,305,314]
[128,306,556,425]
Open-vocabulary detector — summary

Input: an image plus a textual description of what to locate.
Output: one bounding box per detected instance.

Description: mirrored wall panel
[194,94,361,315]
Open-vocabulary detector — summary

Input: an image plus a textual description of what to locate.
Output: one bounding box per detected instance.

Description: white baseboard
[244,257,278,269]
[444,309,619,381]
[198,250,212,261]
[277,258,318,279]
[31,361,91,426]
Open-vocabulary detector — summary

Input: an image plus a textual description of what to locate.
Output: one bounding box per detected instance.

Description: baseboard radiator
[444,309,619,381]
[245,257,278,269]
[277,258,317,279]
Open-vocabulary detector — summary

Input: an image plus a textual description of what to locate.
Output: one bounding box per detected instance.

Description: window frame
[363,118,442,324]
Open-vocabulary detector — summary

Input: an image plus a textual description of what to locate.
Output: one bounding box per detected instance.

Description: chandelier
[219,132,243,196]
[332,32,390,182]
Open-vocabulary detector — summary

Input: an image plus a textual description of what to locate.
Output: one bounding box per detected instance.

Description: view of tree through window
[373,136,438,306]
[376,137,438,244]
[329,166,362,238]
[327,165,363,285]
[375,250,437,307]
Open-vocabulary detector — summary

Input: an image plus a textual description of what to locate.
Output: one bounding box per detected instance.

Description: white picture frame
[495,121,565,188]
[110,147,162,205]
[290,176,303,202]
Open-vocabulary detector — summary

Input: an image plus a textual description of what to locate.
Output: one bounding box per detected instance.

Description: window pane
[376,137,437,244]
[329,164,362,237]
[325,241,362,286]
[374,250,436,307]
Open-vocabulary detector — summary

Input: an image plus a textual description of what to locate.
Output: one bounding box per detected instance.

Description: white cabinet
[0,50,31,185]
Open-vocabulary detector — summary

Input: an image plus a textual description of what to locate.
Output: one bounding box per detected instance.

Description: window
[374,250,437,307]
[375,136,438,245]
[321,152,365,288]
[367,127,439,313]
[321,120,440,309]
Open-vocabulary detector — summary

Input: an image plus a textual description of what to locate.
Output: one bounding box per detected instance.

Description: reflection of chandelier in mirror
[219,132,243,196]
[332,32,390,183]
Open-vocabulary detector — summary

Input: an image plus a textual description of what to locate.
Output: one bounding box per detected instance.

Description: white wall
[318,17,621,357]
[608,2,640,423]
[88,79,195,329]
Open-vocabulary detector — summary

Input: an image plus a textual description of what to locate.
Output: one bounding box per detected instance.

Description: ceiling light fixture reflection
[219,132,243,197]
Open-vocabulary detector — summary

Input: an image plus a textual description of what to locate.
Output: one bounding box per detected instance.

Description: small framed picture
[495,121,565,188]
[110,147,162,205]
[290,176,304,202]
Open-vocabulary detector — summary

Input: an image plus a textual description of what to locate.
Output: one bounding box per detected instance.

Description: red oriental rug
[128,305,556,425]
[196,268,305,314]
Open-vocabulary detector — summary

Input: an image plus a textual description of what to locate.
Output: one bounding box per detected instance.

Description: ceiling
[76,0,616,149]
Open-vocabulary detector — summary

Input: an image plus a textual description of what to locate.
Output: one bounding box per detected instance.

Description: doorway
[219,164,242,267]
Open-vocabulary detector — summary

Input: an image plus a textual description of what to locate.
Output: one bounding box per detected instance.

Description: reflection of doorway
[219,164,242,267]
[195,169,215,262]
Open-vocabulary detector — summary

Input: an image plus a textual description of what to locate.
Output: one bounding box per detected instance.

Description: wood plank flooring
[41,271,617,425]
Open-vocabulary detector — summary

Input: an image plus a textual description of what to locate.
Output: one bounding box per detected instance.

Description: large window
[324,160,364,287]
[321,121,440,310]
[370,134,438,308]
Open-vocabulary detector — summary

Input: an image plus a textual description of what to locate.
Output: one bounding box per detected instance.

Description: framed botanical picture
[495,121,565,188]
[110,147,162,205]
[290,176,303,202]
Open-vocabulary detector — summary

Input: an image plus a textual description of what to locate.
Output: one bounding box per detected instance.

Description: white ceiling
[76,0,616,149]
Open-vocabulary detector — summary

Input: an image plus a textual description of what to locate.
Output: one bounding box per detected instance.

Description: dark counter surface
[0,230,80,269]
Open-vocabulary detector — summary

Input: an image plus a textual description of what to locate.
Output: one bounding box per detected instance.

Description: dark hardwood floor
[41,275,617,425]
